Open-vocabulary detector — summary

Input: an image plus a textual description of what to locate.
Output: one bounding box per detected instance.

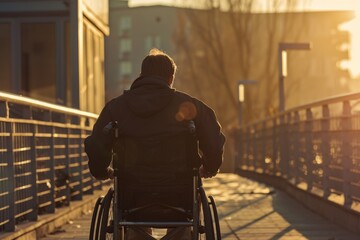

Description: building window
[21,23,56,103]
[0,23,12,92]
[83,20,105,114]
[65,21,72,107]
[145,36,152,51]
[144,35,162,52]
[120,61,132,76]
[119,39,132,56]
[118,16,131,34]
[154,36,161,48]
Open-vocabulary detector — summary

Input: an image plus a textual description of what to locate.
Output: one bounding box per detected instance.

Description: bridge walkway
[39,173,360,240]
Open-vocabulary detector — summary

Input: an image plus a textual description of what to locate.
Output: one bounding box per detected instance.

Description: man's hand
[106,167,114,179]
[199,165,217,178]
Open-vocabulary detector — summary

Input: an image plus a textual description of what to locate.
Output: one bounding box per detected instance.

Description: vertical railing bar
[48,111,55,213]
[305,108,314,192]
[272,118,277,176]
[341,101,353,208]
[284,112,291,180]
[321,105,331,199]
[253,124,258,172]
[83,125,94,194]
[235,128,242,172]
[261,121,267,174]
[29,122,38,221]
[293,111,300,185]
[250,126,255,170]
[288,112,296,184]
[279,113,288,178]
[245,127,250,170]
[78,120,84,199]
[5,121,15,231]
[65,119,71,204]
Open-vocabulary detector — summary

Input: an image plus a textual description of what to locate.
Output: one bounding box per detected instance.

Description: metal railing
[0,91,103,232]
[235,92,360,208]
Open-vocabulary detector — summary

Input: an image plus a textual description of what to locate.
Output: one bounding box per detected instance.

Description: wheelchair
[89,121,221,239]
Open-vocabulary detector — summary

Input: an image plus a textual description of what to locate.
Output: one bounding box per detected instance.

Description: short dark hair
[140,48,177,79]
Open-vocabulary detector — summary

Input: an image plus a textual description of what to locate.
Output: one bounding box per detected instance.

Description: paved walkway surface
[40,173,360,240]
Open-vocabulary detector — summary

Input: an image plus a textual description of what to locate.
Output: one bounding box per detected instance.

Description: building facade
[106,1,177,100]
[106,4,353,116]
[0,0,109,114]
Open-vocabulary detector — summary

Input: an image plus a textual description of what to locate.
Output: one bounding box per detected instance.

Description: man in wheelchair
[85,49,225,239]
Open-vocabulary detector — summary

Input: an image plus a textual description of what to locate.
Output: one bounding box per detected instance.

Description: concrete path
[40,173,360,240]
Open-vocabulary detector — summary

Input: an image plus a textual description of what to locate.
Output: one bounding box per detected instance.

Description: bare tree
[173,0,307,129]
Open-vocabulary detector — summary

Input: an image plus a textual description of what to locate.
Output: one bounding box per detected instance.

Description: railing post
[21,106,38,221]
[47,123,56,213]
[272,118,278,175]
[286,112,292,178]
[66,127,71,203]
[293,111,300,185]
[29,123,38,221]
[279,114,289,179]
[253,124,258,171]
[5,121,15,232]
[305,108,314,192]
[239,128,243,170]
[234,128,243,171]
[78,126,84,199]
[341,101,353,208]
[81,118,95,191]
[245,127,251,170]
[321,105,331,199]
[261,121,267,173]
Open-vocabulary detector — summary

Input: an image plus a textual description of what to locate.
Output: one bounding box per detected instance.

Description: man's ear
[168,75,174,86]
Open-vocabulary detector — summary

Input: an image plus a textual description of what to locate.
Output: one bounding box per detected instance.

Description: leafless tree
[173,0,307,130]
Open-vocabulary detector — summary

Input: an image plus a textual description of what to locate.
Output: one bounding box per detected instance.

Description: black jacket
[85,76,225,179]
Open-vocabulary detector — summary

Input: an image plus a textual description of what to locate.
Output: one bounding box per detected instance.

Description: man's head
[140,48,177,86]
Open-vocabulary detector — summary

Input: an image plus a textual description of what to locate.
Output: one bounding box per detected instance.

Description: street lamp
[237,79,257,127]
[278,42,311,112]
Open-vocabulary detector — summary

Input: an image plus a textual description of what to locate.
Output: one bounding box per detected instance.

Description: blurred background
[0,0,358,171]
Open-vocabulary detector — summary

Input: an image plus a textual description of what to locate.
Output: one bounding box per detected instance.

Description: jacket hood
[124,76,175,117]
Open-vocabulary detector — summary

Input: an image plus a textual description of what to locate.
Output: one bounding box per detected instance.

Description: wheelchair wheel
[208,196,221,240]
[199,186,215,240]
[99,188,114,240]
[89,196,104,240]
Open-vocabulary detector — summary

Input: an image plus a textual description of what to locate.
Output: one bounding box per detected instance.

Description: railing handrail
[0,91,99,119]
[241,91,360,129]
[286,91,360,113]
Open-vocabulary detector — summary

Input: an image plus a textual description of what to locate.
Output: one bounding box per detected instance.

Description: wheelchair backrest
[113,131,200,220]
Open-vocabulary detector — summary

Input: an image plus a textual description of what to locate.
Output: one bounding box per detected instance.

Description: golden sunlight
[309,0,360,77]
[130,0,360,77]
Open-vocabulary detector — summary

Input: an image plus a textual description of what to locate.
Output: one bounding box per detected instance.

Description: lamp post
[278,42,311,178]
[278,42,311,112]
[237,79,257,127]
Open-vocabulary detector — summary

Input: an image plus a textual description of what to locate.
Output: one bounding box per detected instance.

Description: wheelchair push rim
[89,196,104,240]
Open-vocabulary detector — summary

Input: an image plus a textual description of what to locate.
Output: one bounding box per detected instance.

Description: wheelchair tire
[90,196,103,240]
[199,186,215,240]
[208,196,221,240]
[99,188,114,240]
